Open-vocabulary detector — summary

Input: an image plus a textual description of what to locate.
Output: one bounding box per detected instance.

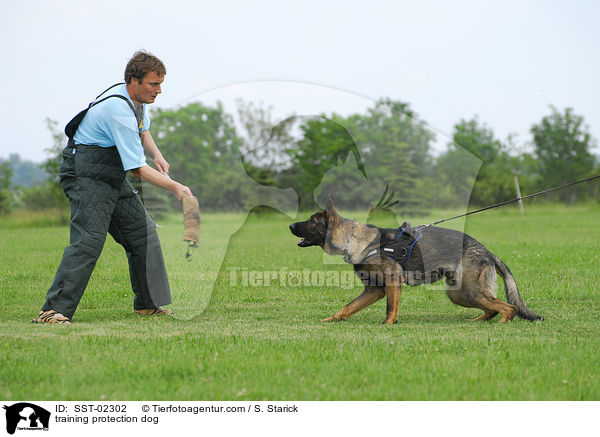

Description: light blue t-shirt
[73,84,150,171]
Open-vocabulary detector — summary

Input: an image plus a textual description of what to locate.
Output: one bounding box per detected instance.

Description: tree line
[1,99,598,218]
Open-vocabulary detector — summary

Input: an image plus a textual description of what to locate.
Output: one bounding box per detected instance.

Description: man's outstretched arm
[131,165,193,201]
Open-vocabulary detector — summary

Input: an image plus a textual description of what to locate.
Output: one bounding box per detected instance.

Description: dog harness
[360,221,422,266]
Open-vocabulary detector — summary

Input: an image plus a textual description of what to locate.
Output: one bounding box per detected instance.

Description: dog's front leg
[321,286,385,322]
[383,283,403,324]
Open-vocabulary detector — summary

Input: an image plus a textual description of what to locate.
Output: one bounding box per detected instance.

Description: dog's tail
[493,256,543,321]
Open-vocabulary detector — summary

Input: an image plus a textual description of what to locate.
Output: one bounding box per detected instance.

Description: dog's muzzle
[289,223,313,247]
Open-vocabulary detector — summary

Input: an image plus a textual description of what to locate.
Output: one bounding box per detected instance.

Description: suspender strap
[88,94,136,114]
[94,82,125,99]
[64,83,139,139]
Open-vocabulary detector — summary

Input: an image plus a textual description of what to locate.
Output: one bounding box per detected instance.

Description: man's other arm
[131,166,193,201]
[141,130,170,174]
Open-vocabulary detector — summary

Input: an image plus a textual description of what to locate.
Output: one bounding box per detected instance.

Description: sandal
[32,310,72,324]
[134,307,173,316]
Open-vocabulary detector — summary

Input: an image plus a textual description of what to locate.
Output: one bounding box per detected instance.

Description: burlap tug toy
[182,194,200,260]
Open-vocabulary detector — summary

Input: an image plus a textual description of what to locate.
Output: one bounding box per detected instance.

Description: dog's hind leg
[447,288,509,322]
[321,286,385,322]
[472,295,517,322]
[449,264,517,322]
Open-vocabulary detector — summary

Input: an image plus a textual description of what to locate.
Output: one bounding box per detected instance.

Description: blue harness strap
[361,223,422,266]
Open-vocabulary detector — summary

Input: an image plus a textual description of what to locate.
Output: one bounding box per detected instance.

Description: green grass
[1,204,599,400]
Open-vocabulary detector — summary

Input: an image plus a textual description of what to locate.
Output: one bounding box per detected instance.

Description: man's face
[130,71,164,104]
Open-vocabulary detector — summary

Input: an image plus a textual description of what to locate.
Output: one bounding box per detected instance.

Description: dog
[289,196,542,324]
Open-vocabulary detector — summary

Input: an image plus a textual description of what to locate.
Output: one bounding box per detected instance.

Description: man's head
[124,50,166,104]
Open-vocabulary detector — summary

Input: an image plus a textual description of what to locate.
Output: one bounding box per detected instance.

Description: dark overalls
[41,86,171,320]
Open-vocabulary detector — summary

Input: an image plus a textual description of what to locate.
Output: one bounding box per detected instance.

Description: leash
[419,174,600,229]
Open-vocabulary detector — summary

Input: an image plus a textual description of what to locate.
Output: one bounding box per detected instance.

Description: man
[33,50,191,324]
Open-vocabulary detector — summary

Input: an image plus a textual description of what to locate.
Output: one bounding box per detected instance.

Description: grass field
[1,203,599,400]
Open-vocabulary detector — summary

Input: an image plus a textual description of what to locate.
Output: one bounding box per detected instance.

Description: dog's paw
[320,316,344,322]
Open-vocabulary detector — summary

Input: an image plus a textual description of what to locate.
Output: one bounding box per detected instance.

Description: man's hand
[166,175,193,201]
[153,153,170,174]
[132,166,194,201]
[138,131,192,200]
[141,131,170,173]
[172,182,193,201]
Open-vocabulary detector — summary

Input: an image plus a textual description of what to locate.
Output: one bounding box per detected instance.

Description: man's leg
[42,175,118,320]
[108,179,171,311]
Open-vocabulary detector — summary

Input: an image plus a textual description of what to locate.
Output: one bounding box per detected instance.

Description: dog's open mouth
[297,238,313,247]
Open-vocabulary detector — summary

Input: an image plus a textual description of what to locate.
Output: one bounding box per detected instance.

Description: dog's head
[289,210,329,248]
[289,195,341,249]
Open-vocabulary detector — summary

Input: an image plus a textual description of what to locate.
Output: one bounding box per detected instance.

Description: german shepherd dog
[289,196,542,324]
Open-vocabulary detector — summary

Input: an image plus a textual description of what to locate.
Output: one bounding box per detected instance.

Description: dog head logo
[3,403,50,435]
[241,115,367,212]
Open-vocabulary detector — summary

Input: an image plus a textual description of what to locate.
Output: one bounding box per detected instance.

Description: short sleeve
[142,105,151,132]
[98,99,147,170]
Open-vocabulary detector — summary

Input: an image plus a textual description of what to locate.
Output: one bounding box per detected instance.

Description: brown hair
[124,50,166,84]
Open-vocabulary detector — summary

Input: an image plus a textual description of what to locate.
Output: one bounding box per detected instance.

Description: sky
[1,0,599,162]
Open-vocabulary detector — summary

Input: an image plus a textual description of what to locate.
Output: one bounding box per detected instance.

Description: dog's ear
[324,194,339,228]
[325,194,337,216]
